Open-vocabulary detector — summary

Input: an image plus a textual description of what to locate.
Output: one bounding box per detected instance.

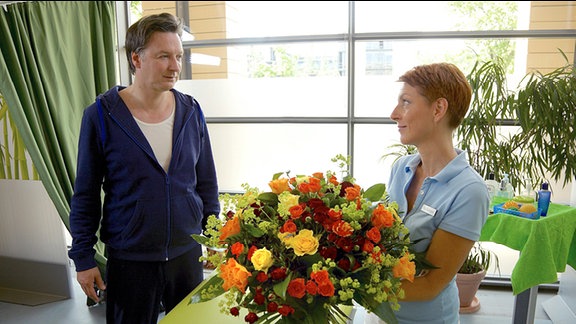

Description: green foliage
[458,55,576,190]
[447,1,518,73]
[0,93,37,180]
[380,144,417,165]
[250,47,298,77]
[459,243,499,274]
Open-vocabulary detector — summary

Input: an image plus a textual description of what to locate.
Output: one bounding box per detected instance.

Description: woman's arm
[400,229,475,301]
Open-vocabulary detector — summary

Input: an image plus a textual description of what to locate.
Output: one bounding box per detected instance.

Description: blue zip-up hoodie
[68,86,220,272]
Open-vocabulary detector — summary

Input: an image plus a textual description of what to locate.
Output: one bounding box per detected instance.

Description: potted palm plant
[456,243,499,313]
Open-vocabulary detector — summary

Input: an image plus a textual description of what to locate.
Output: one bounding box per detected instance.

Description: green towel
[480,197,576,295]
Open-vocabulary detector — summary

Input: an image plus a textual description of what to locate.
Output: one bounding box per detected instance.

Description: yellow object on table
[160,272,355,324]
[160,291,246,323]
[480,197,576,295]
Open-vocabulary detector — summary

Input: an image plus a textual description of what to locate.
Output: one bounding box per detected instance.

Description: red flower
[287,278,306,298]
[310,269,330,284]
[247,245,258,261]
[317,281,335,297]
[336,237,354,252]
[254,291,265,305]
[245,312,259,323]
[270,267,287,281]
[267,301,279,313]
[280,219,297,233]
[337,258,351,271]
[306,280,318,295]
[308,198,325,209]
[278,305,295,317]
[256,271,268,283]
[319,246,337,260]
[230,307,240,316]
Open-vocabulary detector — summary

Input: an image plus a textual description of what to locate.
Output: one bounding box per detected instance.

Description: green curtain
[0,0,116,291]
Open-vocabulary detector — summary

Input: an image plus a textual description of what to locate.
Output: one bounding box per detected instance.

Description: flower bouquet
[191,155,422,324]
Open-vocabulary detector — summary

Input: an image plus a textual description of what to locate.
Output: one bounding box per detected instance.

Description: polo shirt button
[420,190,424,195]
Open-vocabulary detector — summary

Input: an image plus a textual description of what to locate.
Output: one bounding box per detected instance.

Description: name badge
[421,204,437,216]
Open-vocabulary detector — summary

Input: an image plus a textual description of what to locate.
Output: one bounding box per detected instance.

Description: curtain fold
[0,0,117,286]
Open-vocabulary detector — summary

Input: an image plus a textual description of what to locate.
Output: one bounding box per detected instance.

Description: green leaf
[189,270,225,304]
[191,234,210,246]
[363,183,386,202]
[243,223,266,237]
[273,272,292,300]
[272,172,285,180]
[258,192,279,205]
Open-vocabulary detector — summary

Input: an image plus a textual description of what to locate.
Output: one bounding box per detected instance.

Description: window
[132,1,576,278]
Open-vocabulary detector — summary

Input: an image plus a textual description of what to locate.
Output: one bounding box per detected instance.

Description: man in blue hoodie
[68,13,220,324]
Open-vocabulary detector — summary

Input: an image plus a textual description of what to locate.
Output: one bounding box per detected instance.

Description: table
[480,197,576,323]
[159,271,355,323]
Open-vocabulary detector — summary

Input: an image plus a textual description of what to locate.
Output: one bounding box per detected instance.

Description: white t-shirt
[134,108,175,172]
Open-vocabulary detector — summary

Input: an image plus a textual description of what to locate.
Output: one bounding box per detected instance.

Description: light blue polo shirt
[388,149,490,324]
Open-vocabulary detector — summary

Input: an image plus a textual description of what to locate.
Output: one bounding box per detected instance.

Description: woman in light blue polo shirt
[366,63,490,324]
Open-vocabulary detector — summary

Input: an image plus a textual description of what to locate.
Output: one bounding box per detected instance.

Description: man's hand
[77,267,106,303]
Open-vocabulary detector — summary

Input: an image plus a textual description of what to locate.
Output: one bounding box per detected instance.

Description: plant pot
[456,269,486,308]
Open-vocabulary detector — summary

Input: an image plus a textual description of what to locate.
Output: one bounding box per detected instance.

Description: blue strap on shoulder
[96,96,107,145]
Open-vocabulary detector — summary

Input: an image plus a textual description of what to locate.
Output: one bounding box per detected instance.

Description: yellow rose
[251,247,274,273]
[290,229,319,256]
[278,231,295,244]
[294,175,310,185]
[278,191,301,217]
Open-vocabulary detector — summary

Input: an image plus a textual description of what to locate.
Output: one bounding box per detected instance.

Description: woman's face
[390,83,435,146]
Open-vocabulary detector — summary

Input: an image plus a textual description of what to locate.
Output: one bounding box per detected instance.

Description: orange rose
[289,203,305,219]
[328,174,339,186]
[220,215,241,242]
[366,226,381,243]
[371,204,394,229]
[312,172,324,179]
[328,209,342,221]
[344,184,361,201]
[393,253,416,283]
[269,178,291,194]
[332,220,354,237]
[307,176,322,193]
[220,258,252,293]
[230,242,245,257]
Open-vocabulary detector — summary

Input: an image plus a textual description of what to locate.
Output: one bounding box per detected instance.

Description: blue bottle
[537,182,551,217]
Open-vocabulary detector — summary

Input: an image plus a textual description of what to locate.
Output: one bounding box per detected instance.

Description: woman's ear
[433,98,448,122]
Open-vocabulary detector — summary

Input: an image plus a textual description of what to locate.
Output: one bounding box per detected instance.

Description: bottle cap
[541,182,549,190]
